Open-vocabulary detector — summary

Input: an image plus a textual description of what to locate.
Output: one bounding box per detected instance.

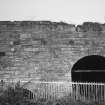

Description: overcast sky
[0,0,105,24]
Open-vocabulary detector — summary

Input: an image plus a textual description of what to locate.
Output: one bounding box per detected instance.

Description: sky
[0,0,105,25]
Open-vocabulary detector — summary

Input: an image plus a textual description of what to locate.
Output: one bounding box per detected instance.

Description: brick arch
[71,55,105,82]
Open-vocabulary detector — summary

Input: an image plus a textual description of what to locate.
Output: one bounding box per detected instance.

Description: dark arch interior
[71,55,105,83]
[23,88,34,99]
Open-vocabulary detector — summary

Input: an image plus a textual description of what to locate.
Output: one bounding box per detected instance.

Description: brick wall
[0,21,105,84]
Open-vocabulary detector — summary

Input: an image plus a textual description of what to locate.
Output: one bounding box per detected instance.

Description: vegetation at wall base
[0,83,105,105]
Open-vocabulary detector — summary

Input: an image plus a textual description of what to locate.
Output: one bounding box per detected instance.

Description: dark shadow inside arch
[71,55,105,83]
[23,88,34,99]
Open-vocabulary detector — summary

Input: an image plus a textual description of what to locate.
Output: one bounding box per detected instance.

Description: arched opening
[23,88,34,99]
[71,55,105,82]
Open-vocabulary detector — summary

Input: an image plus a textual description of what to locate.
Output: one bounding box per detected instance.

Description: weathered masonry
[0,21,105,83]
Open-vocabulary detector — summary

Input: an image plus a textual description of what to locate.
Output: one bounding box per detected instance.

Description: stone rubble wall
[0,21,105,83]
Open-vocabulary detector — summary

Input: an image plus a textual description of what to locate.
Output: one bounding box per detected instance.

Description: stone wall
[0,21,105,83]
